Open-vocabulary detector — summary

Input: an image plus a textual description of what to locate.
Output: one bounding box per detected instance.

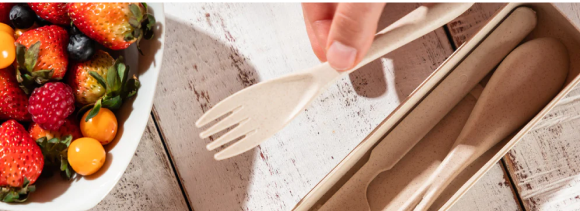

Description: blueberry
[36,14,51,26]
[68,34,96,62]
[69,25,82,36]
[9,4,36,29]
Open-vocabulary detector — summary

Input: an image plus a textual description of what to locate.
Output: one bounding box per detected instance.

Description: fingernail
[326,41,356,71]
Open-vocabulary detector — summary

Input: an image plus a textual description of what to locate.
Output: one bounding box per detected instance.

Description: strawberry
[0,3,14,25]
[0,120,43,202]
[30,119,80,180]
[14,25,69,94]
[29,118,82,141]
[67,3,155,51]
[0,67,30,122]
[28,3,70,26]
[67,50,140,121]
[67,50,113,105]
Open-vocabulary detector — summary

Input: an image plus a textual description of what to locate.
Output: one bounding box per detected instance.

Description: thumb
[326,3,386,71]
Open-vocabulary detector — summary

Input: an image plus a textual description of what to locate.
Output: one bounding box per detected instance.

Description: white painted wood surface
[152,3,521,211]
[448,163,522,211]
[504,85,580,210]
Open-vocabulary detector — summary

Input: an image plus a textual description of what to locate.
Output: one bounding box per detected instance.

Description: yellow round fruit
[81,108,118,145]
[68,137,106,176]
[0,32,15,69]
[0,23,13,35]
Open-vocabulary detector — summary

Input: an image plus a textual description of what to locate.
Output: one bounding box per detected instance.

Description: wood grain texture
[91,117,189,211]
[504,65,580,209]
[151,3,522,211]
[448,163,522,211]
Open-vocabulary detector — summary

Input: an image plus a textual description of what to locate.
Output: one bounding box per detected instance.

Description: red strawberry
[67,3,155,50]
[28,3,70,26]
[14,25,68,94]
[0,120,43,202]
[28,82,75,131]
[0,3,14,24]
[0,67,30,122]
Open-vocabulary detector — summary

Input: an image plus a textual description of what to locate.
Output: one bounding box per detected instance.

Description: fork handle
[356,2,474,73]
[313,3,473,82]
[351,3,473,73]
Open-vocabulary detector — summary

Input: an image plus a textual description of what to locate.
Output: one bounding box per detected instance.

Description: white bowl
[0,3,166,211]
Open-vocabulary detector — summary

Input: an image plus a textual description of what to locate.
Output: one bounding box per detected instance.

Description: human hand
[302,3,386,71]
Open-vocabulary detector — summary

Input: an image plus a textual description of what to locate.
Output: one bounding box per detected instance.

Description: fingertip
[325,3,385,70]
[326,41,356,71]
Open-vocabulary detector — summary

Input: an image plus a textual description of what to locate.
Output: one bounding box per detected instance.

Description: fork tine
[214,130,261,160]
[195,99,243,127]
[206,122,255,151]
[199,111,248,139]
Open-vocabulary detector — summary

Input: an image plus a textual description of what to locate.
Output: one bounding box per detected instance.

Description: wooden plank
[504,84,580,211]
[91,116,189,211]
[449,163,522,211]
[152,3,521,211]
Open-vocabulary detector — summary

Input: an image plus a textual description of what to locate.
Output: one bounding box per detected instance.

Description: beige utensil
[195,3,474,160]
[413,37,570,211]
[319,7,537,211]
[367,86,480,211]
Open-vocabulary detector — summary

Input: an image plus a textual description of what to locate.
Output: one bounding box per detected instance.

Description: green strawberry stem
[85,57,140,122]
[126,3,156,55]
[15,42,54,94]
[1,177,35,203]
[36,135,75,180]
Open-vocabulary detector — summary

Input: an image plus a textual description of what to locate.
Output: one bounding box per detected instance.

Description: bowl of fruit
[0,2,164,210]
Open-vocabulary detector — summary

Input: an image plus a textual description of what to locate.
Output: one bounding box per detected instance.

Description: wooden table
[90,3,580,211]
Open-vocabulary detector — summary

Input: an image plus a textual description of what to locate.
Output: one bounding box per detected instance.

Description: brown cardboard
[292,3,580,211]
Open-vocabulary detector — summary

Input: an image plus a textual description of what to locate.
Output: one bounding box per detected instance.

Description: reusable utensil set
[196,3,570,211]
[320,7,542,211]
